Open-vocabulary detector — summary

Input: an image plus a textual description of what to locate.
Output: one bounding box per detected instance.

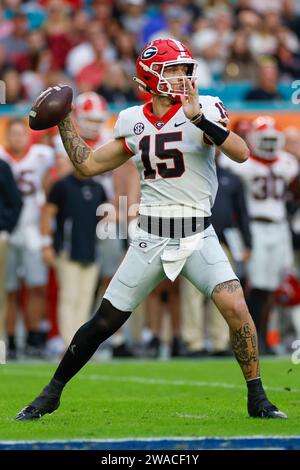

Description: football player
[221,116,299,354]
[16,39,286,419]
[0,119,55,358]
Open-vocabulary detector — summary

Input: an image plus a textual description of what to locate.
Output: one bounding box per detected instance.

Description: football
[29,85,73,130]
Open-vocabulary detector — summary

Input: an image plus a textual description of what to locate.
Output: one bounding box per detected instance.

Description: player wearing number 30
[16,39,287,420]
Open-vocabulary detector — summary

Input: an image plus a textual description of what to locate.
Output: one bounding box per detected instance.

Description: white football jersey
[219,151,299,221]
[114,96,229,218]
[0,144,55,232]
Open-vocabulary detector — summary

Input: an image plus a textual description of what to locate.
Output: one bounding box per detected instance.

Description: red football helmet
[232,118,252,139]
[247,116,285,160]
[75,92,108,140]
[134,39,197,98]
[274,271,300,307]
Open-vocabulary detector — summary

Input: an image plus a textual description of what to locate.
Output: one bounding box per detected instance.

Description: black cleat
[15,381,63,421]
[248,394,287,419]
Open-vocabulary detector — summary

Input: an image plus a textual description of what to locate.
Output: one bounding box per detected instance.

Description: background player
[220,116,298,353]
[0,119,55,358]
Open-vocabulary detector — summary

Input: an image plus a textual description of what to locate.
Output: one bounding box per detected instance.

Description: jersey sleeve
[113,110,135,157]
[284,152,299,183]
[35,145,56,177]
[200,96,229,127]
[218,152,249,180]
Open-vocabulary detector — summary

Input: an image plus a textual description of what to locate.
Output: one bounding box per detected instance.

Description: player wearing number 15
[16,39,287,420]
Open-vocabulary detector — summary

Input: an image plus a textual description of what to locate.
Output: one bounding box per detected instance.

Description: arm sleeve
[203,96,229,127]
[0,161,23,233]
[113,110,135,156]
[232,174,252,249]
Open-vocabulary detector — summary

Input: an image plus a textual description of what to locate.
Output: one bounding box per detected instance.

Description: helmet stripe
[172,39,185,52]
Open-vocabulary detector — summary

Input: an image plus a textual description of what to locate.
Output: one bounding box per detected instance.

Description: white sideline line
[1,368,298,393]
[1,435,300,444]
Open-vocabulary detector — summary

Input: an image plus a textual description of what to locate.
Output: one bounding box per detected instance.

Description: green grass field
[0,358,299,441]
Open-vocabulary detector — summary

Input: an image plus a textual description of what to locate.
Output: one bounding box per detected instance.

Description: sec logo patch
[134,122,145,135]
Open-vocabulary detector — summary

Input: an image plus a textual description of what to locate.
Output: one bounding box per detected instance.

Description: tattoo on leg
[230,323,260,380]
[213,279,241,294]
[58,116,91,167]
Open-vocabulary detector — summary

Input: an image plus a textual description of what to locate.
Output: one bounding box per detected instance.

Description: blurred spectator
[145,278,183,358]
[0,119,55,359]
[114,30,138,77]
[43,69,73,91]
[1,11,29,64]
[75,30,110,92]
[0,44,12,78]
[39,0,82,8]
[245,58,284,101]
[243,0,294,16]
[93,0,113,25]
[69,8,90,45]
[236,9,261,35]
[44,0,71,36]
[193,57,213,89]
[42,170,106,346]
[2,68,26,104]
[221,116,298,354]
[66,21,115,77]
[248,11,281,57]
[0,4,13,38]
[16,28,48,73]
[44,0,74,70]
[148,6,191,44]
[223,29,257,81]
[16,29,53,100]
[19,0,47,30]
[119,0,147,37]
[275,26,300,80]
[192,10,233,79]
[3,0,22,17]
[97,62,138,105]
[284,127,300,163]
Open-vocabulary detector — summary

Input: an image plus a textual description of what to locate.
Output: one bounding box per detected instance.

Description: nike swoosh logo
[174,121,186,127]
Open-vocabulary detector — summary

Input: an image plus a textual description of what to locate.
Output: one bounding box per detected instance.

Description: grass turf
[0,358,299,441]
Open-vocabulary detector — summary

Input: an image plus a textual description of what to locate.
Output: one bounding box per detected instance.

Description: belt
[252,217,276,223]
[138,215,211,238]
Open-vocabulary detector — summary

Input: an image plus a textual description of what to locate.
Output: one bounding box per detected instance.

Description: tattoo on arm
[230,323,260,380]
[58,116,91,168]
[213,279,241,294]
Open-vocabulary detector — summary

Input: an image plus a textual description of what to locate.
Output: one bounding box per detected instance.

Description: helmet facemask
[157,61,197,97]
[136,59,197,98]
[77,117,105,141]
[249,129,285,160]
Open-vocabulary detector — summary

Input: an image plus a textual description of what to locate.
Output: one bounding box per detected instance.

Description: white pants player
[104,224,238,312]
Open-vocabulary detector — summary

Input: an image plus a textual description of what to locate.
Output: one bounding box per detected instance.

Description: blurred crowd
[1,0,300,105]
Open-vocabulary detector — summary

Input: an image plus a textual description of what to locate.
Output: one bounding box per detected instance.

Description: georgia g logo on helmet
[141,46,158,60]
[134,39,197,98]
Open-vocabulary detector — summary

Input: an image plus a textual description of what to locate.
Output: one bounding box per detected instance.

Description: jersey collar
[250,154,278,165]
[143,101,182,130]
[3,144,31,162]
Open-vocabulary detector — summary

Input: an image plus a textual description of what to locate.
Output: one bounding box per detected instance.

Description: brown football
[29,85,73,130]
